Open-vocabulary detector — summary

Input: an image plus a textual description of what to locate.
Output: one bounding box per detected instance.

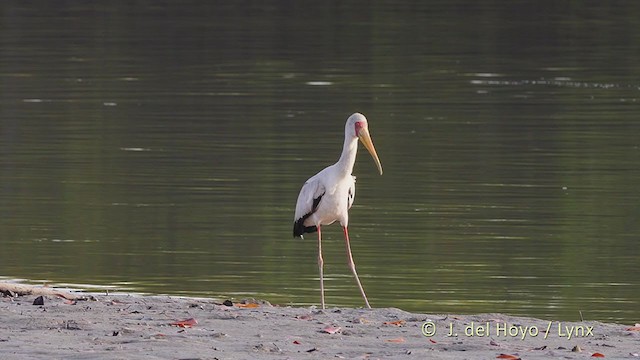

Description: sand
[1,291,638,359]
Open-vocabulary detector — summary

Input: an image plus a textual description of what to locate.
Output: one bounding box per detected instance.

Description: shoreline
[1,286,638,359]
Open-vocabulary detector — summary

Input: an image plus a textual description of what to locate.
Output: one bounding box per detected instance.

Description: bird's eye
[354,121,364,135]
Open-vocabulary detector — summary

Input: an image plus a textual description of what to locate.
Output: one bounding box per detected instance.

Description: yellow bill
[358,127,383,175]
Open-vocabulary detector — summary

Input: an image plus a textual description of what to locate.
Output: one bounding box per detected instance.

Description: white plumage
[293,113,383,309]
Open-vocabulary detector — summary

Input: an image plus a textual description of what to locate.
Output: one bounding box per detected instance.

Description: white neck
[336,133,358,175]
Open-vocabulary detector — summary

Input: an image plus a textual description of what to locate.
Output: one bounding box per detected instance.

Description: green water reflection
[0,2,638,322]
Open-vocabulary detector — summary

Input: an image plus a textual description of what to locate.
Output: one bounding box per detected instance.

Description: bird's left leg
[317,225,325,309]
[342,226,371,309]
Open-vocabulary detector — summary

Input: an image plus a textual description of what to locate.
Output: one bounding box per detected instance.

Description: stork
[293,112,383,309]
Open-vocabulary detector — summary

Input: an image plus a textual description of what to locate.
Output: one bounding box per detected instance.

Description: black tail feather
[293,217,317,238]
[293,194,323,238]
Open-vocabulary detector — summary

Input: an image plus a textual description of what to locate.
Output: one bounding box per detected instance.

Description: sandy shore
[1,291,638,359]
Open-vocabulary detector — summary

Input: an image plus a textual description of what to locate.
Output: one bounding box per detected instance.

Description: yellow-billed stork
[293,112,383,309]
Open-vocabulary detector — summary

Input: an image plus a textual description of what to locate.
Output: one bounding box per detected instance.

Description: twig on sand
[0,281,90,301]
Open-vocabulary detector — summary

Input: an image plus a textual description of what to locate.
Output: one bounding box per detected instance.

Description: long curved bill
[358,127,383,175]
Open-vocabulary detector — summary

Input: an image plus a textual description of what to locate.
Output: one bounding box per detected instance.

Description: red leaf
[383,320,406,327]
[321,326,341,334]
[592,353,605,358]
[385,337,406,343]
[53,293,75,301]
[170,318,198,328]
[235,303,260,308]
[293,340,301,345]
[626,323,640,331]
[497,354,520,360]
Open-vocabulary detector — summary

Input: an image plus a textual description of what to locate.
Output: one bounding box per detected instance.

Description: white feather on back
[294,173,326,222]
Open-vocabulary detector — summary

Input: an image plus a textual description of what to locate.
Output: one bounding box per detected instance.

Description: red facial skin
[354,121,365,137]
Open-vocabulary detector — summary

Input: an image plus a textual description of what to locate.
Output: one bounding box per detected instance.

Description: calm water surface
[1,2,639,322]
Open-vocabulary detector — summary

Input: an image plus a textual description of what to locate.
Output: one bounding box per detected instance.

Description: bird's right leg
[317,225,325,309]
[343,226,371,309]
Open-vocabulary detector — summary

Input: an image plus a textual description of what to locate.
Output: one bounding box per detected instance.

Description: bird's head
[347,113,383,175]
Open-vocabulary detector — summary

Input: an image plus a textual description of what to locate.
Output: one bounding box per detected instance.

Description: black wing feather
[292,194,323,238]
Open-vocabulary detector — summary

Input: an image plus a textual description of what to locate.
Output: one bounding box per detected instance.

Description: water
[1,2,639,323]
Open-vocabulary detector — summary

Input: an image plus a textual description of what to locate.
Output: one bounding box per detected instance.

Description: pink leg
[343,226,371,308]
[317,225,325,309]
